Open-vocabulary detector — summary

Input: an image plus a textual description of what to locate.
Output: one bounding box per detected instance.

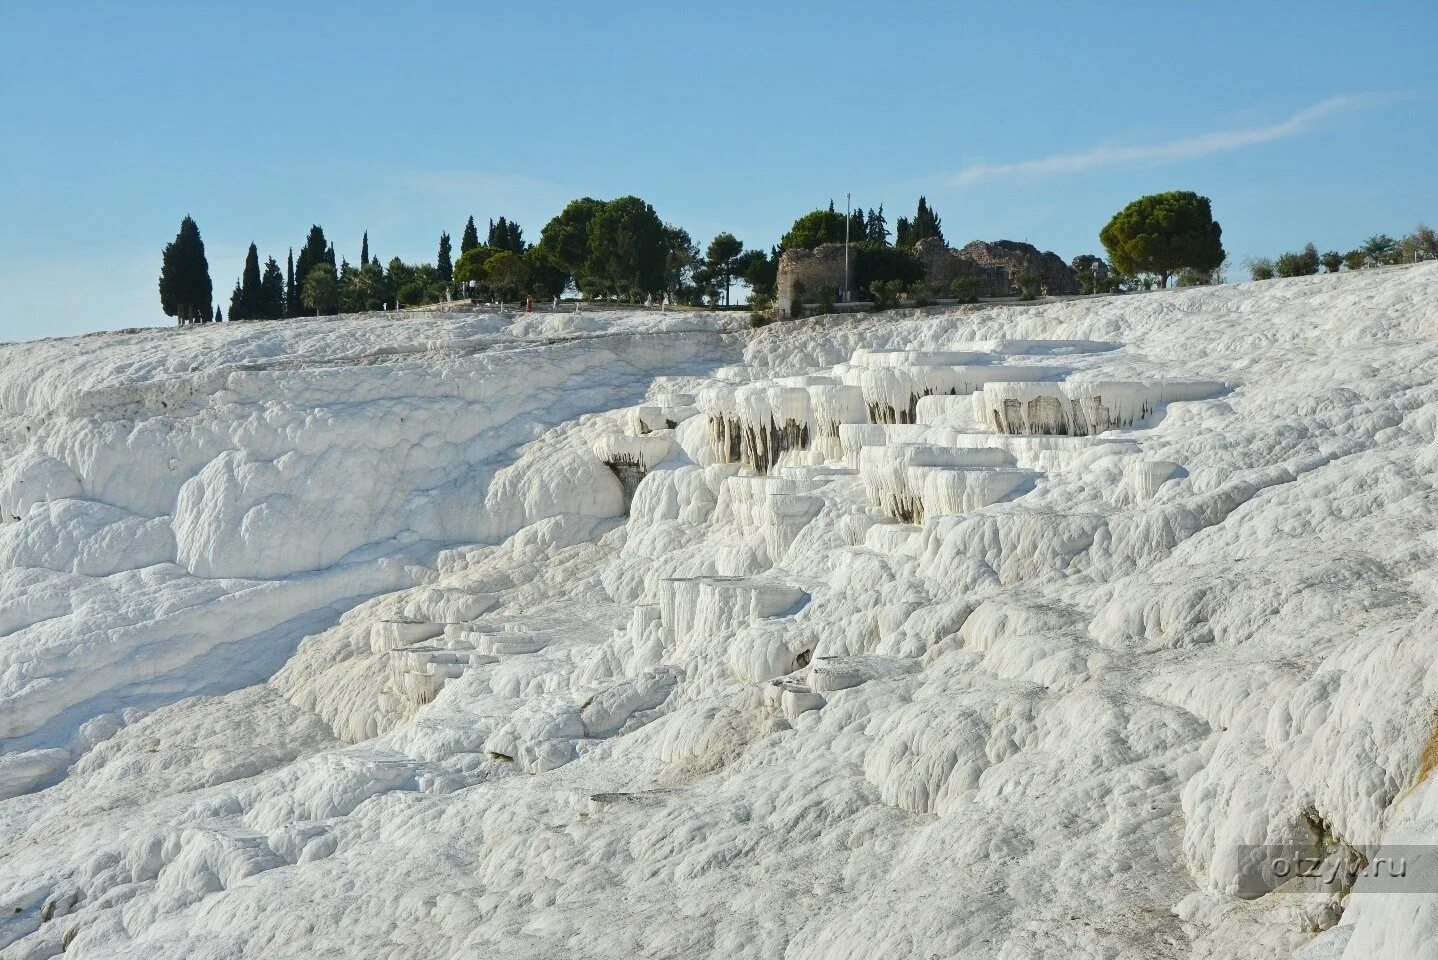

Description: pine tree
[229,280,244,322]
[461,216,480,254]
[215,306,224,323]
[895,216,912,247]
[285,249,296,317]
[159,215,214,324]
[437,232,453,283]
[260,256,286,319]
[360,231,370,267]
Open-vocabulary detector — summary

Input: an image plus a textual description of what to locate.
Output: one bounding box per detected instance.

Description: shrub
[852,241,924,299]
[1015,272,1039,300]
[818,284,836,315]
[870,279,901,310]
[1275,252,1308,278]
[1320,250,1344,274]
[1176,267,1212,286]
[1344,250,1367,271]
[950,276,980,303]
[1411,224,1438,260]
[910,282,937,307]
[1245,257,1276,281]
[1361,234,1399,266]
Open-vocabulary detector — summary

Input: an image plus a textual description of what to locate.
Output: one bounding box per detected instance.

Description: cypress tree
[285,249,296,317]
[360,231,370,267]
[159,215,214,324]
[294,226,330,310]
[849,207,865,243]
[911,197,944,245]
[229,280,244,322]
[488,217,525,253]
[461,216,480,254]
[866,205,889,245]
[260,257,286,319]
[437,232,453,283]
[234,243,264,320]
[215,305,224,323]
[895,216,912,247]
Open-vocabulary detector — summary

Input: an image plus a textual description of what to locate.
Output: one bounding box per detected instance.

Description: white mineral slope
[1,267,1437,959]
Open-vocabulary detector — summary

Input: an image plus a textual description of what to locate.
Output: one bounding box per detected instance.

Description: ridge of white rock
[3,267,1438,959]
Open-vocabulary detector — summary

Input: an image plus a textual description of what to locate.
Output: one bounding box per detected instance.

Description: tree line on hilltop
[158,200,783,325]
[156,189,1433,327]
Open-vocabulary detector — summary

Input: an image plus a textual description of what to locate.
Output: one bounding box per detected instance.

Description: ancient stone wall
[912,238,1009,297]
[960,240,1078,295]
[775,238,1076,316]
[777,244,849,318]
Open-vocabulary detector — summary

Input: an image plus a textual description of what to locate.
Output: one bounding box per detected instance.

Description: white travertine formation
[975,379,1224,435]
[859,443,1014,521]
[2,269,1437,960]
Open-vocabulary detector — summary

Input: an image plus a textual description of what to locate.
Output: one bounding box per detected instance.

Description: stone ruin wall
[960,240,1078,296]
[912,238,1009,297]
[776,244,849,318]
[776,239,1079,317]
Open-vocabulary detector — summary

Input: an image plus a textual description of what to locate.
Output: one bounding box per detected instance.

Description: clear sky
[2,0,1435,342]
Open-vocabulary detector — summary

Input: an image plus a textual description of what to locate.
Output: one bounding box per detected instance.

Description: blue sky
[2,0,1435,342]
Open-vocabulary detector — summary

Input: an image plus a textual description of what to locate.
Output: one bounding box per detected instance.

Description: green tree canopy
[584,196,669,299]
[1361,234,1399,266]
[852,241,924,299]
[1099,191,1225,289]
[340,260,387,313]
[260,256,286,319]
[865,205,889,245]
[294,225,333,309]
[488,217,526,253]
[780,209,847,251]
[461,216,480,255]
[301,263,337,316]
[905,197,944,246]
[437,232,453,284]
[705,232,744,305]
[735,248,778,300]
[285,249,296,317]
[232,243,264,321]
[454,246,497,286]
[159,215,213,324]
[538,198,607,291]
[524,248,568,300]
[484,250,532,300]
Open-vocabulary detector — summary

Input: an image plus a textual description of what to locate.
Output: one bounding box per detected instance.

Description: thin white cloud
[952,94,1393,185]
